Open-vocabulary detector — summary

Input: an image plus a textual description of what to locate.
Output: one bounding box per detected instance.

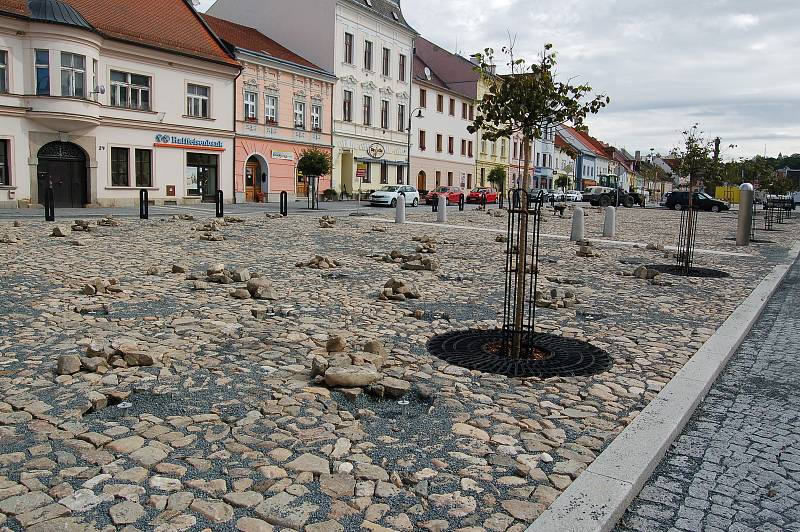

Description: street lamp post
[406,107,423,186]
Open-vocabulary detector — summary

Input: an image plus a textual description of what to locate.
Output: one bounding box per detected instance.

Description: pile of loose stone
[311,335,412,400]
[412,236,437,254]
[80,277,125,296]
[575,240,600,258]
[296,256,340,269]
[536,287,580,310]
[97,216,120,227]
[376,250,440,272]
[319,216,336,228]
[56,339,155,378]
[378,278,421,301]
[0,233,19,243]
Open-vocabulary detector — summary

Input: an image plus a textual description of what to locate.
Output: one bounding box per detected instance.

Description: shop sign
[356,162,368,178]
[367,143,385,159]
[155,134,225,152]
[271,150,295,161]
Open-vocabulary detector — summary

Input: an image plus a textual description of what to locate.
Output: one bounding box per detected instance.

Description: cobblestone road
[616,259,800,532]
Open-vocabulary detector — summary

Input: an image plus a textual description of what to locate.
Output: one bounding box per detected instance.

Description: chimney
[635,150,641,162]
[470,54,480,66]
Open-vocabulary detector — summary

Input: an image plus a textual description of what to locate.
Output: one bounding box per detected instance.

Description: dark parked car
[665,192,730,212]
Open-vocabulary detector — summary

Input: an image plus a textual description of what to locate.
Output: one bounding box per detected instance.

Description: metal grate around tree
[426,189,612,378]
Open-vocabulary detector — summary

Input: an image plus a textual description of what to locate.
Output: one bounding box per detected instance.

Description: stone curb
[527,240,800,532]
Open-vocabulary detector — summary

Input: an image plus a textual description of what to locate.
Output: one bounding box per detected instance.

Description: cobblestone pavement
[0,206,797,531]
[616,259,800,532]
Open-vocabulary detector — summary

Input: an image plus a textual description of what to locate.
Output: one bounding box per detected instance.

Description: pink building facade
[205,15,336,202]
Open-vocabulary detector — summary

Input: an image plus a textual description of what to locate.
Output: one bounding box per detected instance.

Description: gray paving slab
[615,260,800,531]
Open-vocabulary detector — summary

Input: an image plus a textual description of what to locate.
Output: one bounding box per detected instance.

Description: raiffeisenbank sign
[154,134,225,151]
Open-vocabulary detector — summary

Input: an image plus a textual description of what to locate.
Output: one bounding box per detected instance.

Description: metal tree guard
[502,189,544,358]
[676,204,699,275]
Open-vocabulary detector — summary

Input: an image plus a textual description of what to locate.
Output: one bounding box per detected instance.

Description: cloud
[196,0,800,158]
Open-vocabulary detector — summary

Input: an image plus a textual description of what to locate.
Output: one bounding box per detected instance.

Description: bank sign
[154,134,225,151]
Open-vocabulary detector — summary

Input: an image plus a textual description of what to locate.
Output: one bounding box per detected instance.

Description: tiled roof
[555,134,571,150]
[414,37,479,100]
[203,15,326,73]
[560,125,605,157]
[0,0,238,66]
[412,54,450,92]
[344,0,416,34]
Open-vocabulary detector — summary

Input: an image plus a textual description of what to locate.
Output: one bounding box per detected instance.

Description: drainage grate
[427,329,612,378]
[645,264,730,279]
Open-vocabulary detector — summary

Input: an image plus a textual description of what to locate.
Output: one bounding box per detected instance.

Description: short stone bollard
[571,206,585,241]
[736,183,754,246]
[395,194,406,224]
[437,195,447,223]
[603,206,616,238]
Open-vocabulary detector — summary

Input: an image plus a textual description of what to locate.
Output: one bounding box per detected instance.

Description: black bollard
[215,190,224,218]
[44,186,55,222]
[458,194,465,211]
[139,189,149,220]
[280,191,288,217]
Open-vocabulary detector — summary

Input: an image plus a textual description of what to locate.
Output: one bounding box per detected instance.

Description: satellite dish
[424,67,431,81]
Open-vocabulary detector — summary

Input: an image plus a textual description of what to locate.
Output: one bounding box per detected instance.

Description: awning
[355,158,408,166]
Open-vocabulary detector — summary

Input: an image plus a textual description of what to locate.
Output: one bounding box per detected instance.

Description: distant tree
[487,166,507,190]
[469,43,609,191]
[297,148,332,179]
[555,174,569,189]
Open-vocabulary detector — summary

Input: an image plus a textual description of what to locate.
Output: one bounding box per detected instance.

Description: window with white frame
[0,139,9,186]
[382,47,390,76]
[294,101,306,129]
[0,51,8,93]
[397,104,405,133]
[364,40,373,70]
[343,90,353,122]
[344,33,354,64]
[111,147,130,187]
[398,54,406,82]
[35,50,49,96]
[380,99,389,129]
[265,95,278,123]
[135,149,153,187]
[311,103,322,131]
[60,52,85,98]
[110,70,151,111]
[363,95,372,126]
[186,83,210,118]
[244,91,258,120]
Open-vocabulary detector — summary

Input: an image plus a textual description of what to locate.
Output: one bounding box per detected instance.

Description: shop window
[135,149,152,187]
[60,52,85,98]
[0,139,9,186]
[244,91,258,121]
[110,70,151,111]
[111,147,129,187]
[265,95,278,124]
[311,104,322,131]
[35,50,49,96]
[359,162,371,183]
[380,163,388,184]
[186,152,218,198]
[294,101,306,129]
[396,165,404,185]
[344,33,354,64]
[186,83,210,118]
[343,90,353,122]
[0,51,7,94]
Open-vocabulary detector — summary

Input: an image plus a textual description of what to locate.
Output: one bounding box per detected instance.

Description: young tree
[555,174,570,189]
[468,44,609,191]
[297,148,332,180]
[671,125,719,197]
[487,165,507,191]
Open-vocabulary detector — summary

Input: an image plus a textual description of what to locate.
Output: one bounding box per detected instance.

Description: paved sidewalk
[616,260,800,532]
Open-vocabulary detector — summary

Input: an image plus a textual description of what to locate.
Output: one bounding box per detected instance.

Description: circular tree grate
[645,264,730,279]
[427,329,612,378]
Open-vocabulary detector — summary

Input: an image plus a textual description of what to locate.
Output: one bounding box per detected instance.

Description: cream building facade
[0,0,239,208]
[208,0,416,197]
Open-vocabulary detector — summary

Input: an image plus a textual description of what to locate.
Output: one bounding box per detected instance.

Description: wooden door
[245,162,258,202]
[417,171,426,191]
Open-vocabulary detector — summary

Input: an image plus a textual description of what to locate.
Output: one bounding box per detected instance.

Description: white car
[564,190,583,202]
[369,185,420,207]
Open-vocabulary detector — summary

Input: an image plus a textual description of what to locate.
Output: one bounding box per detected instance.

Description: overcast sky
[198,0,800,160]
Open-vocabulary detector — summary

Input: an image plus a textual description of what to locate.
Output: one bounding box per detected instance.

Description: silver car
[369,185,420,207]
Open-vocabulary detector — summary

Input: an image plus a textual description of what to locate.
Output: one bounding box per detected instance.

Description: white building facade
[0,0,239,208]
[208,0,416,197]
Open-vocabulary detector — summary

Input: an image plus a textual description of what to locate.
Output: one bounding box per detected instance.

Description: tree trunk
[523,135,532,191]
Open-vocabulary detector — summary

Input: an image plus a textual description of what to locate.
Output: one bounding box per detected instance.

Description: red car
[467,187,498,204]
[425,186,464,205]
